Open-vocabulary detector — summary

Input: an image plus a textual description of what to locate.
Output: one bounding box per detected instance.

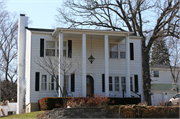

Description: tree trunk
[142,50,152,105]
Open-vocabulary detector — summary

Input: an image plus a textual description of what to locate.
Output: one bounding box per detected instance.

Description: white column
[104,35,109,97]
[17,14,28,114]
[126,35,130,97]
[59,32,63,97]
[82,34,86,97]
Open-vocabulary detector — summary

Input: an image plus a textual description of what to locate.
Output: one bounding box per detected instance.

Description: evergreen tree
[151,39,170,66]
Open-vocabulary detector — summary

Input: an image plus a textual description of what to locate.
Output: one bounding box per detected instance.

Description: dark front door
[86,75,94,96]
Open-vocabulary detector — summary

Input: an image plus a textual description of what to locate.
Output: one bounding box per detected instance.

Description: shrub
[109,97,141,105]
[66,94,112,108]
[120,105,179,118]
[38,97,71,110]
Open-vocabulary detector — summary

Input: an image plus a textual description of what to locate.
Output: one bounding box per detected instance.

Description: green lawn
[2,111,44,119]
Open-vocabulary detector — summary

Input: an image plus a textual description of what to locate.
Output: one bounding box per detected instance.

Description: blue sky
[6,0,63,29]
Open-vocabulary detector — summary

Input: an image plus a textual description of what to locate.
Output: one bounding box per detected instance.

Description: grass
[2,111,44,119]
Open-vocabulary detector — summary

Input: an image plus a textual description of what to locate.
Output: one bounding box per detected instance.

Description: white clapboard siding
[27,31,143,103]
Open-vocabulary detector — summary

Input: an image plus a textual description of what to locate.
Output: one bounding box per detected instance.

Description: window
[130,77,133,91]
[63,41,67,57]
[41,75,47,90]
[57,41,67,57]
[49,76,54,90]
[64,75,69,92]
[120,44,126,59]
[109,76,113,91]
[154,71,159,77]
[46,41,55,56]
[121,77,126,92]
[115,77,119,91]
[110,44,118,58]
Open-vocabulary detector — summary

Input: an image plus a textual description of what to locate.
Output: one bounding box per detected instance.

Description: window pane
[115,77,119,83]
[130,77,133,91]
[63,41,66,50]
[63,50,66,57]
[46,49,55,56]
[42,75,46,82]
[115,84,119,91]
[57,49,59,57]
[120,52,126,58]
[57,41,59,48]
[46,41,55,48]
[109,77,112,83]
[41,83,46,90]
[110,52,118,58]
[109,84,112,91]
[65,75,69,92]
[121,77,126,92]
[120,44,125,52]
[110,44,118,51]
[154,71,159,77]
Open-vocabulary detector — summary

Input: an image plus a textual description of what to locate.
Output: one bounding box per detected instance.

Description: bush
[38,97,71,110]
[109,97,141,105]
[120,105,179,118]
[67,94,112,108]
[38,96,141,110]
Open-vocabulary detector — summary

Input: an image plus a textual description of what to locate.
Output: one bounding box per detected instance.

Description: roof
[151,83,180,91]
[25,27,54,32]
[150,64,180,69]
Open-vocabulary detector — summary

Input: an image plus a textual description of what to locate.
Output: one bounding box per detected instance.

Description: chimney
[17,14,28,114]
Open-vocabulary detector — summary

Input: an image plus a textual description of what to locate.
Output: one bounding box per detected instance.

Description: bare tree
[167,37,180,87]
[36,55,81,97]
[56,0,179,105]
[0,0,18,101]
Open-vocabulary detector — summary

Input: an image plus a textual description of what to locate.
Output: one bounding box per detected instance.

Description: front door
[86,75,94,96]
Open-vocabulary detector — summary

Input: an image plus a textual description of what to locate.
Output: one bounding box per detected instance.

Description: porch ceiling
[63,33,126,41]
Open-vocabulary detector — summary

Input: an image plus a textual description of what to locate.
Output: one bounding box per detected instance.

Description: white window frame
[45,41,56,56]
[114,76,120,91]
[109,76,120,92]
[49,75,55,91]
[57,40,68,57]
[109,43,126,59]
[64,75,70,92]
[130,76,134,91]
[109,76,113,91]
[109,44,118,59]
[120,44,126,59]
[41,74,47,91]
[121,76,126,92]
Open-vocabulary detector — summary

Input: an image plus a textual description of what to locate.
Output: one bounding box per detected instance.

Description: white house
[150,65,180,105]
[17,14,143,113]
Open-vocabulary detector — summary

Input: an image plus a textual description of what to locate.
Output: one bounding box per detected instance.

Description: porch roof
[52,28,134,39]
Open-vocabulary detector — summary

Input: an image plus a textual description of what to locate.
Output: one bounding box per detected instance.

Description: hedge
[109,97,141,105]
[119,105,179,118]
[38,97,141,110]
[38,97,71,110]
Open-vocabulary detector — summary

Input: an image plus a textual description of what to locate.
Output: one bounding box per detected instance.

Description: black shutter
[40,39,44,57]
[134,75,138,92]
[130,43,134,60]
[35,72,40,91]
[102,74,105,92]
[71,74,75,92]
[68,40,72,58]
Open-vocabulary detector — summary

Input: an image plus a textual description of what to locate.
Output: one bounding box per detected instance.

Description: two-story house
[17,14,143,113]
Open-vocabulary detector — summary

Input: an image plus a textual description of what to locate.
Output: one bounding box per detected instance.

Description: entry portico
[53,28,132,97]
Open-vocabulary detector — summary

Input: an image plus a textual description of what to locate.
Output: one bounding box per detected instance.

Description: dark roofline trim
[25,27,55,32]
